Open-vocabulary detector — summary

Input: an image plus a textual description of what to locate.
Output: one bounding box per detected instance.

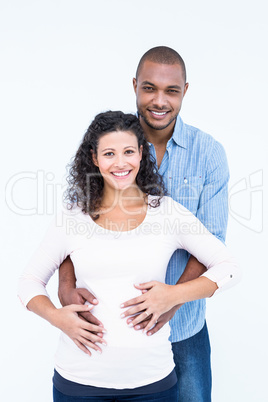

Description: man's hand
[126,305,181,336]
[120,281,178,333]
[58,257,103,327]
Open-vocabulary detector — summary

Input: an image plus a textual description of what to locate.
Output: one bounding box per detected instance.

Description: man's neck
[140,119,175,147]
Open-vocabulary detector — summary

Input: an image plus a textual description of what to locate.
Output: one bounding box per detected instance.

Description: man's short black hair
[136,46,187,83]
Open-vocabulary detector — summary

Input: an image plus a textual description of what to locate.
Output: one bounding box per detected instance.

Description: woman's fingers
[71,327,107,355]
[121,303,147,318]
[73,339,92,356]
[81,329,107,346]
[58,304,107,354]
[68,304,107,333]
[70,303,94,312]
[126,316,150,328]
[127,311,151,327]
[126,311,159,333]
[79,332,106,353]
[79,310,103,326]
[83,321,107,334]
[120,294,145,309]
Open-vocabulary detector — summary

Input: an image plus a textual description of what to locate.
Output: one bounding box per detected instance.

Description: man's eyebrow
[167,85,182,90]
[141,81,182,90]
[141,81,156,87]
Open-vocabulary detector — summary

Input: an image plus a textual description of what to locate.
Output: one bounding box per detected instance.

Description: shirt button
[184,178,188,184]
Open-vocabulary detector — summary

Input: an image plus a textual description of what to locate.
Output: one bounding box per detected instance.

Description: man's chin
[142,116,176,131]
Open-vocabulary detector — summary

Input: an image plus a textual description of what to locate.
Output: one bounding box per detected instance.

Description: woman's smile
[111,170,132,178]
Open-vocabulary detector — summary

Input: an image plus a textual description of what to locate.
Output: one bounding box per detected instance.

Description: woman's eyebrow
[101,146,137,152]
[101,147,115,152]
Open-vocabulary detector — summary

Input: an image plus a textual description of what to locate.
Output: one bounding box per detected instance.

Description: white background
[1,1,267,401]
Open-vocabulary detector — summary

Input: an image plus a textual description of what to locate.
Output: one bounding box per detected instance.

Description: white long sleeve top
[18,196,241,389]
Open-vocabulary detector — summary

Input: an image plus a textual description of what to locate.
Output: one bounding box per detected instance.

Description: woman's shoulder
[55,203,89,223]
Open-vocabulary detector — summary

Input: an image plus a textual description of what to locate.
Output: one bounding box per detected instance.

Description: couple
[18,47,241,401]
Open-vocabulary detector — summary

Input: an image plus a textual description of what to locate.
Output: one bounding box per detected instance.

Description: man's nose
[152,91,168,109]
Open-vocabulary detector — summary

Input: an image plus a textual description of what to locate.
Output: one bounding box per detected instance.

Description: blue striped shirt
[148,116,229,342]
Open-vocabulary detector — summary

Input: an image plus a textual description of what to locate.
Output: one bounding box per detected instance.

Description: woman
[18,111,240,401]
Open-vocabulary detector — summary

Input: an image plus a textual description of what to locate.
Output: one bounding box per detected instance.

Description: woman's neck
[100,185,146,212]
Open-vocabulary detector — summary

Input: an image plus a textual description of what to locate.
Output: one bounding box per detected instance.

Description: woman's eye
[125,150,134,154]
[104,152,114,156]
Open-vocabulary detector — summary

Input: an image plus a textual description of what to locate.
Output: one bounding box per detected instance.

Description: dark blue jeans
[53,383,179,401]
[172,322,212,402]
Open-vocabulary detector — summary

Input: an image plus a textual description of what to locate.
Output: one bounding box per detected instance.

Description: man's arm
[177,256,207,284]
[58,256,102,326]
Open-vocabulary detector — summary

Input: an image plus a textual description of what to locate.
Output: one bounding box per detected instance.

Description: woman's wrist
[172,277,218,305]
[170,283,186,306]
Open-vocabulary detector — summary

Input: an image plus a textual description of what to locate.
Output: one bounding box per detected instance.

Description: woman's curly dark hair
[65,111,166,218]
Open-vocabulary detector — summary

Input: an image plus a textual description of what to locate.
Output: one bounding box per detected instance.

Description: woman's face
[93,130,143,192]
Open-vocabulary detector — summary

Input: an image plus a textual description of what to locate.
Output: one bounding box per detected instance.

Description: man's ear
[91,150,98,167]
[133,77,137,94]
[183,82,189,97]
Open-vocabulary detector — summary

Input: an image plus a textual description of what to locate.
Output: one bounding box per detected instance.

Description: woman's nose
[114,154,127,168]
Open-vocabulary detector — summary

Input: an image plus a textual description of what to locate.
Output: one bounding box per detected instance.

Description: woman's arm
[27,295,106,355]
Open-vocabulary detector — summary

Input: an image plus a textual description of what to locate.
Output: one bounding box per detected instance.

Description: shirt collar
[169,116,188,149]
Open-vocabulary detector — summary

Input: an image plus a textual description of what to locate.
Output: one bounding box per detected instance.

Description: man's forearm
[177,255,207,284]
[167,257,207,314]
[58,256,76,304]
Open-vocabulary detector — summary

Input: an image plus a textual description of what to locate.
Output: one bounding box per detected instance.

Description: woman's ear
[139,145,143,161]
[91,150,98,167]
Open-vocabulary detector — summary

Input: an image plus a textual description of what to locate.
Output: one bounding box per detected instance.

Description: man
[58,46,230,401]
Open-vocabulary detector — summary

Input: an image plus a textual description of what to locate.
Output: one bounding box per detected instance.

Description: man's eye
[167,89,179,94]
[143,86,154,91]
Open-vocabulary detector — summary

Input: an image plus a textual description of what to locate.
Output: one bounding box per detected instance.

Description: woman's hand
[120,281,177,333]
[126,305,181,336]
[60,287,103,327]
[50,304,107,356]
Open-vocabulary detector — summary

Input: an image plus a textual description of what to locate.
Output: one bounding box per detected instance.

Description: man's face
[133,61,188,132]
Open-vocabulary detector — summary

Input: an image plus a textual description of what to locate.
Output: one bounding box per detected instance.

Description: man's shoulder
[178,118,226,156]
[182,120,217,146]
